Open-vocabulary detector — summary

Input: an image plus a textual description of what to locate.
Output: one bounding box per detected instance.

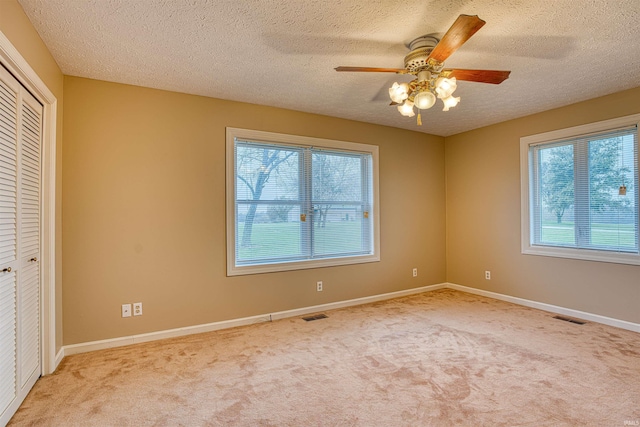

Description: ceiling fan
[335,15,510,125]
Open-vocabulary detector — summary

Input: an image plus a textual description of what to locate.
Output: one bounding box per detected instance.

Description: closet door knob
[29,257,37,262]
[2,267,11,273]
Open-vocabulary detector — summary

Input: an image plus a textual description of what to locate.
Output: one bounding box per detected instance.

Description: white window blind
[226,128,379,275]
[521,114,640,264]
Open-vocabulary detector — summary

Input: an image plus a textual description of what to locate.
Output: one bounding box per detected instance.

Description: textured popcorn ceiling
[17,0,640,136]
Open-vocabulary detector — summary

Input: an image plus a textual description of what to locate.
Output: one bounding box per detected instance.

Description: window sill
[227,253,380,276]
[522,244,640,266]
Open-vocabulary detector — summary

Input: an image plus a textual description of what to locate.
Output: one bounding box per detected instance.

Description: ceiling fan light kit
[413,89,436,110]
[435,76,457,98]
[442,94,461,111]
[336,14,511,126]
[389,82,410,104]
[397,99,415,117]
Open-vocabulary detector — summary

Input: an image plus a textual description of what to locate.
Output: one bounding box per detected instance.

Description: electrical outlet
[122,304,132,318]
[316,281,323,292]
[412,268,418,277]
[133,302,143,316]
[485,270,491,280]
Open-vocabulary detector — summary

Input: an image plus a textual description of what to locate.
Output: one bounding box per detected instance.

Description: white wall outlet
[485,270,491,280]
[133,302,143,316]
[122,303,132,318]
[412,268,418,277]
[316,281,323,292]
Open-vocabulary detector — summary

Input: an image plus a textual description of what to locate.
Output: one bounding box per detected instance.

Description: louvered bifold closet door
[19,90,41,390]
[0,64,42,425]
[0,66,19,420]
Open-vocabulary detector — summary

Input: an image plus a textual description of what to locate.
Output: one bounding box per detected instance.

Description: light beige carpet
[9,289,640,426]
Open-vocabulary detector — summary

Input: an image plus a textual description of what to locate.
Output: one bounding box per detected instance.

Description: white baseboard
[54,347,65,369]
[446,283,640,333]
[61,282,639,360]
[63,283,446,357]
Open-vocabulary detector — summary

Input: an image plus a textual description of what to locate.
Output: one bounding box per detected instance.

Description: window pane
[312,152,362,202]
[313,204,365,256]
[235,142,302,264]
[539,144,576,246]
[236,204,302,263]
[235,144,299,201]
[228,128,379,275]
[522,117,640,265]
[588,136,638,251]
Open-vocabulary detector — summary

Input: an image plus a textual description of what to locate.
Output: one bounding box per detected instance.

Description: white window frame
[226,127,380,276]
[520,113,640,265]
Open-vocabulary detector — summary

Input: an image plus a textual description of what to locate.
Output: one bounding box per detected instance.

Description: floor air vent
[553,315,586,325]
[302,314,328,322]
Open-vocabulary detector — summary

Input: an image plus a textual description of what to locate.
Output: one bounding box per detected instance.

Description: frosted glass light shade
[414,90,436,110]
[442,95,461,111]
[435,77,457,99]
[389,82,409,103]
[397,100,415,117]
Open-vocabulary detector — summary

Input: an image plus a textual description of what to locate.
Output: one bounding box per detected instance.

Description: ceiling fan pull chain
[417,112,422,126]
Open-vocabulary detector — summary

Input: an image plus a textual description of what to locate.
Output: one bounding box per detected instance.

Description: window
[521,114,640,265]
[226,128,379,275]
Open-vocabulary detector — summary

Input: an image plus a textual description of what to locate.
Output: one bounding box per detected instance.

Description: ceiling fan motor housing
[404,35,440,73]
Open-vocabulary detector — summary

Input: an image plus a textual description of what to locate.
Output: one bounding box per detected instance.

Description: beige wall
[446,86,640,324]
[62,76,446,345]
[0,0,65,351]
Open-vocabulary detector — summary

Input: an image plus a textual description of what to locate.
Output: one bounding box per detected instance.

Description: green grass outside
[238,221,363,260]
[541,221,636,247]
[237,220,637,260]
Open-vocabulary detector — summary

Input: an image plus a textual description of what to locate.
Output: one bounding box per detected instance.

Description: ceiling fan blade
[444,69,511,84]
[335,66,408,74]
[427,15,486,63]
